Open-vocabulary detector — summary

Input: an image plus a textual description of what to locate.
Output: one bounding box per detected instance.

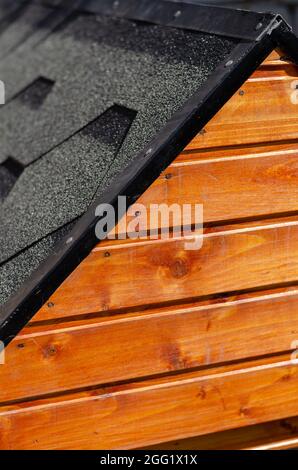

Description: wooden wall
[1,50,298,450]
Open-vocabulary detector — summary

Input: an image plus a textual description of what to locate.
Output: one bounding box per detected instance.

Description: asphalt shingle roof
[0,0,237,306]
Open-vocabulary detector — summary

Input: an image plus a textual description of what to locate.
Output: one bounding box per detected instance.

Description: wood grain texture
[35,219,298,321]
[0,354,298,449]
[176,142,298,164]
[1,288,298,403]
[253,63,298,79]
[264,50,282,64]
[120,148,298,231]
[144,416,298,450]
[185,74,298,151]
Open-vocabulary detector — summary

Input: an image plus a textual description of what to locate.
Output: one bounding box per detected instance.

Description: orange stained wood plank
[253,63,298,79]
[120,147,298,230]
[260,57,291,68]
[35,218,298,321]
[246,438,298,450]
[185,73,298,151]
[25,280,298,331]
[2,288,298,403]
[176,141,298,164]
[0,354,298,449]
[264,50,282,63]
[144,416,298,450]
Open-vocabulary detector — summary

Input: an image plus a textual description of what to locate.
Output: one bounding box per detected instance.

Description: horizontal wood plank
[263,50,282,64]
[177,142,298,164]
[35,219,298,321]
[1,288,298,403]
[144,416,298,450]
[253,63,298,79]
[121,148,298,231]
[185,75,298,151]
[1,354,298,449]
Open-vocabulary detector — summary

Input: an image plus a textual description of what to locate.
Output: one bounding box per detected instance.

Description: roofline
[33,0,291,41]
[77,0,280,41]
[1,1,298,345]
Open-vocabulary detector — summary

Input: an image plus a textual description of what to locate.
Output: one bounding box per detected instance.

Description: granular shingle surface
[0,0,238,306]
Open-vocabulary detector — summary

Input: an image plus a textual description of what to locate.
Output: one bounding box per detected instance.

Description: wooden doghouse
[1,0,298,450]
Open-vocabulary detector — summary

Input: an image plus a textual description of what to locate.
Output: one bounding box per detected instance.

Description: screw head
[104,251,110,258]
[66,237,73,245]
[225,60,234,68]
[174,10,181,18]
[48,345,57,356]
[47,302,55,308]
[239,90,245,96]
[255,22,263,31]
[165,173,172,180]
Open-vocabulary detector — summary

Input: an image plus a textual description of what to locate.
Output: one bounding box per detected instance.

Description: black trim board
[35,0,289,41]
[1,1,298,346]
[69,0,278,41]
